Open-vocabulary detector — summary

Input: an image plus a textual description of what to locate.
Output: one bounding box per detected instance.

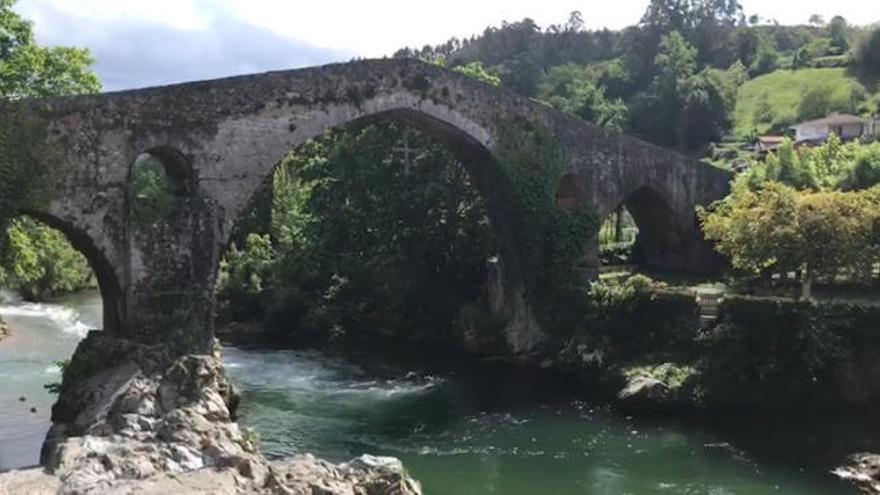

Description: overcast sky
[14,0,880,91]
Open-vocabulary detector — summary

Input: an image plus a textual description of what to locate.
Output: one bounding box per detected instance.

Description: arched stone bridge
[5,59,731,355]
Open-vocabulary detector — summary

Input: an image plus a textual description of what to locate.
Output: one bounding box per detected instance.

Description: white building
[793,114,876,144]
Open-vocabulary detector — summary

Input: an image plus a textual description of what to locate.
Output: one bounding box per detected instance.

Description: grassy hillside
[734,68,869,139]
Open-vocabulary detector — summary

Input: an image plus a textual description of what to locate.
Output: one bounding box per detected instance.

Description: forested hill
[394,2,880,157]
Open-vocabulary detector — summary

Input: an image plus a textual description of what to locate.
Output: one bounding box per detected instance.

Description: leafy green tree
[453,61,501,86]
[762,139,819,190]
[216,234,274,322]
[0,0,100,299]
[676,67,736,149]
[0,218,95,300]
[828,16,850,54]
[537,63,629,130]
[797,84,834,121]
[0,0,99,100]
[753,91,774,124]
[842,144,880,190]
[218,122,495,345]
[701,180,880,298]
[130,157,176,225]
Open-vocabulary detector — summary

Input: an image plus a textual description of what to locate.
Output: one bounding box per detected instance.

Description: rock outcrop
[615,363,700,413]
[834,453,880,494]
[1,332,421,495]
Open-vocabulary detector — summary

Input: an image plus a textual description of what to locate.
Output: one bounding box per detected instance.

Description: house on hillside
[792,114,876,145]
[754,135,785,158]
[753,114,878,161]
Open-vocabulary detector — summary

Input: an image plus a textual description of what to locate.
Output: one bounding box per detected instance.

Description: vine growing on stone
[492,120,599,335]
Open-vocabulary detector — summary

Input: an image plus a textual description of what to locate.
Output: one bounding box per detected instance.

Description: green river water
[0,291,875,494]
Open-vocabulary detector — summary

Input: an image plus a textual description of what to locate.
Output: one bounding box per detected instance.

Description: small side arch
[621,185,686,271]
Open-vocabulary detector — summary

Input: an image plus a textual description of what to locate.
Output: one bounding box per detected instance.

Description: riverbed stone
[834,453,880,494]
[0,317,9,342]
[615,363,700,413]
[10,333,422,494]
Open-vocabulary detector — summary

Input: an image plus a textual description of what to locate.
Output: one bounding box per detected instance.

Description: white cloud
[19,0,212,30]
[20,0,879,58]
[12,0,880,90]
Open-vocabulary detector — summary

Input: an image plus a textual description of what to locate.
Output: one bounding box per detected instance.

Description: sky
[13,0,880,91]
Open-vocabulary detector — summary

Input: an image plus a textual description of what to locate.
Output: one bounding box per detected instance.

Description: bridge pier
[126,198,222,353]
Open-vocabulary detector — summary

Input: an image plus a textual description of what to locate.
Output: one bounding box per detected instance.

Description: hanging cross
[392,133,417,174]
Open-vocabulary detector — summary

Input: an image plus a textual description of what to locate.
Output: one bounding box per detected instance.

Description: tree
[537,63,629,131]
[629,31,696,147]
[797,84,834,121]
[0,0,101,299]
[842,143,880,190]
[855,27,880,75]
[565,11,585,33]
[453,62,501,86]
[761,139,818,190]
[828,16,850,54]
[753,91,774,124]
[218,121,496,343]
[676,68,736,150]
[700,180,803,281]
[630,31,735,151]
[700,180,880,298]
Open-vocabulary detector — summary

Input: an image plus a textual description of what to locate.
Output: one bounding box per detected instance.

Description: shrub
[589,275,700,360]
[699,296,880,407]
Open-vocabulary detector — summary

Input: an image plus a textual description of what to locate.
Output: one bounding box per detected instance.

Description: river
[0,291,874,493]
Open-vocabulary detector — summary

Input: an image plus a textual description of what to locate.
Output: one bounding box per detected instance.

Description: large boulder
[9,333,422,495]
[616,363,700,413]
[834,453,880,494]
[0,317,9,342]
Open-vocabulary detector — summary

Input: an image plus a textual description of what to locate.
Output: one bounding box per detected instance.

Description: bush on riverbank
[698,296,880,408]
[588,275,701,361]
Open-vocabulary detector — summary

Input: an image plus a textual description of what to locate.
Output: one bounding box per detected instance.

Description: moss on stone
[0,103,63,231]
[491,120,598,335]
[623,363,698,391]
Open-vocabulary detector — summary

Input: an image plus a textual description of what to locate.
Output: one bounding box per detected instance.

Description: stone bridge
[4,59,731,355]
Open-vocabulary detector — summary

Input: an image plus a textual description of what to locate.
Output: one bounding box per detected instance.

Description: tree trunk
[801,265,813,300]
[614,204,623,244]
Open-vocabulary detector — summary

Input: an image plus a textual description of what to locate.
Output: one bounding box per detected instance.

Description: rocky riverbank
[0,332,421,494]
[835,454,880,494]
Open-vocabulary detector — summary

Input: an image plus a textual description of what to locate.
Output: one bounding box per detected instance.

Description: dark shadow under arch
[140,146,196,196]
[556,173,583,212]
[610,185,685,272]
[359,108,498,196]
[21,211,123,336]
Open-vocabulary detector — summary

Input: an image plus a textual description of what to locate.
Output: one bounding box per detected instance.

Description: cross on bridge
[391,132,418,174]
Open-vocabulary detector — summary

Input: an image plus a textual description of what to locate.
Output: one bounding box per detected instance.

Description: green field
[733,68,869,139]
